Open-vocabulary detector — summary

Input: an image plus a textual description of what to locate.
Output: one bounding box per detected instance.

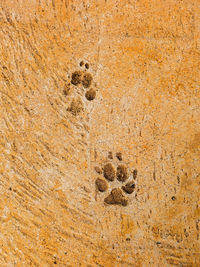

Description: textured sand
[0,1,200,266]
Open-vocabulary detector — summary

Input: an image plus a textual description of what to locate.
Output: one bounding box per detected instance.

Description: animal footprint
[65,61,97,116]
[95,152,137,207]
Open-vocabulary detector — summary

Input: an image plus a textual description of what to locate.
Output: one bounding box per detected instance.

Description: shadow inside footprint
[104,188,128,206]
[122,181,135,194]
[116,152,122,161]
[85,88,96,101]
[117,165,128,182]
[95,178,108,192]
[103,163,115,181]
[82,73,93,88]
[71,71,82,85]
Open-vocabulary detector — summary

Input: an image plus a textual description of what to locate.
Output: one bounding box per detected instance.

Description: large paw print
[94,152,137,207]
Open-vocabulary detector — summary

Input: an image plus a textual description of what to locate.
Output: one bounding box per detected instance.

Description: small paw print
[94,152,138,206]
[65,61,97,116]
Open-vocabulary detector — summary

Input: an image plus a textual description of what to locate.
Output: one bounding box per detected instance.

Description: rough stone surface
[0,0,200,266]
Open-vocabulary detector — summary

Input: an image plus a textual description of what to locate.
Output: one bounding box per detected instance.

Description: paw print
[64,61,96,116]
[94,152,137,207]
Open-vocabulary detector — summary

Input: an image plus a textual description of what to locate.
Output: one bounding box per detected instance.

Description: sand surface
[0,1,200,266]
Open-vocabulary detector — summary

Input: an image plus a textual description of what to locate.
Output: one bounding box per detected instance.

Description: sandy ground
[0,0,200,266]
